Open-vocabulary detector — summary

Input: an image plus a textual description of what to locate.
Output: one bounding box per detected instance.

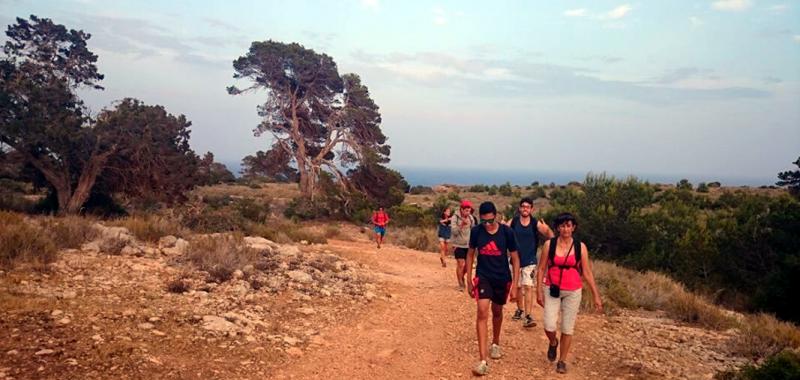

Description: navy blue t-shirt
[469,224,518,281]
[511,216,538,266]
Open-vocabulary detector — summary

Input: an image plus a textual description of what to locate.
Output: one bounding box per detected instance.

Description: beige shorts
[519,265,536,287]
[543,286,582,335]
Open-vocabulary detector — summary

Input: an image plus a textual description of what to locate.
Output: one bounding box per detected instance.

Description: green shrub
[0,193,37,213]
[469,184,489,193]
[697,182,709,193]
[409,185,434,195]
[392,227,438,252]
[389,204,434,227]
[232,197,271,223]
[498,182,513,197]
[447,191,461,202]
[716,350,800,380]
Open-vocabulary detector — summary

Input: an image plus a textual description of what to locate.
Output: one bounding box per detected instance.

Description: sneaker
[489,344,502,360]
[472,360,489,376]
[556,361,567,374]
[511,309,523,320]
[523,315,537,328]
[547,340,558,362]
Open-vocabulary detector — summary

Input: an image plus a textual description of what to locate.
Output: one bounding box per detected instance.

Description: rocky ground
[1,224,752,379]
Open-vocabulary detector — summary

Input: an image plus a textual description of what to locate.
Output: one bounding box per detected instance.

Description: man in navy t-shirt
[465,201,520,376]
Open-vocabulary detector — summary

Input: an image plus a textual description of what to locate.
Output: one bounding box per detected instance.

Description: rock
[233,270,244,280]
[158,235,178,249]
[174,238,189,254]
[57,317,71,325]
[122,309,136,317]
[65,358,78,366]
[151,330,166,337]
[81,242,101,253]
[121,245,141,256]
[148,317,161,323]
[91,334,103,342]
[138,323,155,330]
[365,291,376,301]
[296,307,315,316]
[286,347,303,357]
[201,315,237,333]
[51,310,63,317]
[279,245,301,257]
[6,350,19,355]
[72,274,85,281]
[300,240,309,245]
[286,270,312,284]
[61,290,77,299]
[35,349,55,356]
[283,336,301,346]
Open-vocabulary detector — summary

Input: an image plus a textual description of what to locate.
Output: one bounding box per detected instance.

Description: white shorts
[519,265,536,287]
[543,287,582,335]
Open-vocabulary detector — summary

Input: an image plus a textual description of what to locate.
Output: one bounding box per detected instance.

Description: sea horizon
[223,161,777,188]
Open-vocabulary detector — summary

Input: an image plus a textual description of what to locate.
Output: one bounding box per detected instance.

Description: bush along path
[0,223,750,379]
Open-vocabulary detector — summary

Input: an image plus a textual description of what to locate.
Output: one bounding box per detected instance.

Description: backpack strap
[574,239,583,275]
[547,237,558,266]
[548,237,583,273]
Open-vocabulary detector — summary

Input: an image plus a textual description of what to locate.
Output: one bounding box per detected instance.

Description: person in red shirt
[371,207,390,249]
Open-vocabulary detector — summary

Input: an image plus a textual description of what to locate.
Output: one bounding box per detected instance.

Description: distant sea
[223,161,776,187]
[390,166,776,187]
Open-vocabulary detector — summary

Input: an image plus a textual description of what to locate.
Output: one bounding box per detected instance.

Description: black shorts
[454,247,468,259]
[472,276,512,305]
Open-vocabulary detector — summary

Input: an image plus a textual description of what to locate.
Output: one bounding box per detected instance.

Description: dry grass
[39,215,99,249]
[185,233,259,283]
[391,227,439,253]
[246,221,327,245]
[589,261,736,329]
[0,211,57,268]
[734,313,800,358]
[109,214,187,243]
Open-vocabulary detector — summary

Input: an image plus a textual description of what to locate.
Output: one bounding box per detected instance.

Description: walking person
[508,197,554,328]
[438,207,453,267]
[536,212,603,374]
[371,207,390,249]
[466,202,520,376]
[450,200,474,289]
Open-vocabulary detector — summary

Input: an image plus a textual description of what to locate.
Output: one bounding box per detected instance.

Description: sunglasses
[480,218,495,224]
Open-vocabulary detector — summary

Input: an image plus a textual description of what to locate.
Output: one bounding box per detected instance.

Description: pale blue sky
[2,0,799,184]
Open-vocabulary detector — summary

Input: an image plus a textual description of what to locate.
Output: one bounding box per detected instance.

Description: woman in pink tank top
[535,212,603,375]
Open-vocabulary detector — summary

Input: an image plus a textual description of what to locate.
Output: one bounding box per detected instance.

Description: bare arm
[536,240,550,306]
[465,248,476,296]
[509,250,520,301]
[580,243,603,313]
[537,219,555,239]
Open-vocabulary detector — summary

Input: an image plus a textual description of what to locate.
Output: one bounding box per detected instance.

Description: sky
[1,0,799,185]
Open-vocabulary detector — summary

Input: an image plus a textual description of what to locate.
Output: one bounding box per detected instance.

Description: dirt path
[272,239,603,380]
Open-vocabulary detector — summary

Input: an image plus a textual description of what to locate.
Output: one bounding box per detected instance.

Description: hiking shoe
[556,361,567,374]
[547,340,558,362]
[489,344,502,359]
[511,309,524,320]
[523,315,537,328]
[472,360,489,376]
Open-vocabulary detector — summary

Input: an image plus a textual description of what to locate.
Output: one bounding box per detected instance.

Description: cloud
[768,4,788,12]
[432,6,448,26]
[351,50,770,105]
[563,4,633,26]
[66,13,231,67]
[689,16,704,27]
[203,18,240,32]
[564,8,587,17]
[712,0,752,11]
[360,0,379,10]
[651,67,716,84]
[603,4,633,19]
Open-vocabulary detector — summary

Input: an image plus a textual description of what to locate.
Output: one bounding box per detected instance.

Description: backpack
[547,237,582,275]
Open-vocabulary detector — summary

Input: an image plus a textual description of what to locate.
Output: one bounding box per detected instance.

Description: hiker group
[371,198,604,376]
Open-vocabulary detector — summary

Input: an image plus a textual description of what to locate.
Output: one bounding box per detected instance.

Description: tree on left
[0,16,200,214]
